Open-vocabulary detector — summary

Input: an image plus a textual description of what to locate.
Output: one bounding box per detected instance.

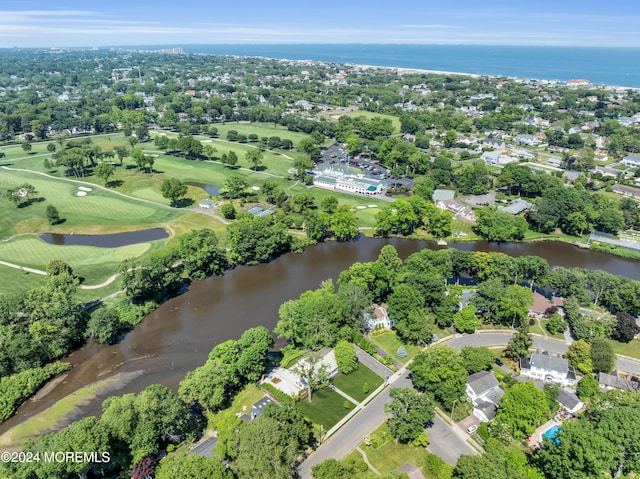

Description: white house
[514,134,540,146]
[519,351,577,386]
[365,304,394,330]
[557,390,584,414]
[466,371,505,422]
[622,155,640,169]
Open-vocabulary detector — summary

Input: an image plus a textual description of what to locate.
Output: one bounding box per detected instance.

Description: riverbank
[2,237,640,448]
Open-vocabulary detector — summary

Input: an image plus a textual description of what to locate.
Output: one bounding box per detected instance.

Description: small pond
[185,182,221,196]
[40,228,169,247]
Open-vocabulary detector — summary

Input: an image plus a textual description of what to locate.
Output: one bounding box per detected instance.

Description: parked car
[466,425,478,434]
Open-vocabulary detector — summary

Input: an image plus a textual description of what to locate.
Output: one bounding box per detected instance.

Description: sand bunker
[251,186,260,191]
[78,186,92,192]
[76,191,87,196]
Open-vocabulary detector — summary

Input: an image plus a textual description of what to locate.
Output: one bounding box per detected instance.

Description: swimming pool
[543,425,562,445]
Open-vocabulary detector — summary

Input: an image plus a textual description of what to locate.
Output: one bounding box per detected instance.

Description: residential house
[466,371,505,422]
[557,390,584,414]
[622,155,640,169]
[598,371,640,393]
[498,199,532,215]
[437,199,476,221]
[365,304,394,330]
[483,138,506,151]
[612,184,640,200]
[514,134,541,146]
[519,351,577,386]
[481,151,517,166]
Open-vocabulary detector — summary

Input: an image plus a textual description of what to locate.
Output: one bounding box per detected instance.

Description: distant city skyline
[1,0,639,48]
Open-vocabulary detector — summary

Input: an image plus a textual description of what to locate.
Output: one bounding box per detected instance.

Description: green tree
[565,339,593,374]
[94,161,115,186]
[224,175,248,198]
[320,195,339,214]
[453,305,479,334]
[178,228,227,279]
[293,352,329,402]
[21,141,32,152]
[160,177,188,206]
[409,345,467,409]
[45,205,60,225]
[227,215,291,265]
[590,338,615,373]
[545,313,566,335]
[385,388,435,443]
[460,346,495,374]
[334,340,358,374]
[612,311,640,343]
[113,145,129,165]
[576,374,599,400]
[494,381,550,439]
[505,326,532,361]
[155,452,231,479]
[330,205,359,242]
[474,209,528,242]
[46,142,56,153]
[246,148,264,170]
[178,360,233,412]
[221,203,236,219]
[85,307,122,344]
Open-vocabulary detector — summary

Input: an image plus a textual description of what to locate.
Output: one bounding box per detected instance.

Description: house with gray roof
[598,371,640,393]
[520,351,577,386]
[498,198,532,215]
[622,155,640,168]
[557,390,584,414]
[466,371,504,422]
[514,134,541,146]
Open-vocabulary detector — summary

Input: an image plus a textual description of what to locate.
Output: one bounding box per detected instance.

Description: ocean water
[172,44,640,88]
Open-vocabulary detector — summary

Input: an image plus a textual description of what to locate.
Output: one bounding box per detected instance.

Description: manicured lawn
[0,265,47,296]
[288,183,388,228]
[369,331,422,365]
[296,387,354,430]
[0,235,166,285]
[331,110,402,133]
[612,339,640,360]
[207,122,313,145]
[332,363,384,403]
[450,218,478,240]
[360,423,452,479]
[206,384,266,430]
[0,168,182,239]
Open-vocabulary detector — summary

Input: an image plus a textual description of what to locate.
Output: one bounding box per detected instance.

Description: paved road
[298,368,476,478]
[298,331,640,477]
[427,414,477,465]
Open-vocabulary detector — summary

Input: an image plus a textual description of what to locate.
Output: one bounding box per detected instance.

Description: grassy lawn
[288,183,388,228]
[612,339,640,360]
[0,235,166,285]
[360,423,451,479]
[206,384,266,430]
[332,363,384,403]
[369,331,422,365]
[450,218,478,240]
[296,387,354,430]
[206,122,313,145]
[452,398,473,423]
[0,168,182,239]
[0,265,47,296]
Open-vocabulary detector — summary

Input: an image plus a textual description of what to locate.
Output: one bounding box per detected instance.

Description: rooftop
[467,370,499,396]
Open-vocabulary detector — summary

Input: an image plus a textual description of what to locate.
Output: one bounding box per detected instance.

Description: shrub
[221,203,236,219]
[397,345,408,359]
[362,382,370,395]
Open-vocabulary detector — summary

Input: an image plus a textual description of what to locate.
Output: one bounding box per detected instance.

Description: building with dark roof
[466,371,504,422]
[520,351,577,386]
[598,372,640,393]
[557,390,584,414]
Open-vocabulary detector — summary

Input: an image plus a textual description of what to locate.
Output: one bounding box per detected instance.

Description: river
[2,238,639,438]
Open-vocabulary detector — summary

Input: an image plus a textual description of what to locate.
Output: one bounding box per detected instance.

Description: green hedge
[0,361,71,422]
[260,383,297,404]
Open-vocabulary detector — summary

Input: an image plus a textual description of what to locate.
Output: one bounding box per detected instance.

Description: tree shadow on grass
[17,197,45,208]
[107,180,124,188]
[175,197,194,208]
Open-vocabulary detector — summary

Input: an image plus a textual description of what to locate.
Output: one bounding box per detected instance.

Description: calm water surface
[2,238,639,436]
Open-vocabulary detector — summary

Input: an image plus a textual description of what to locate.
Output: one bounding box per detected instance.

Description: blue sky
[1,0,639,48]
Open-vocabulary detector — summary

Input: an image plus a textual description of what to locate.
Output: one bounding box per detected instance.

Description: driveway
[355,345,394,379]
[427,414,477,465]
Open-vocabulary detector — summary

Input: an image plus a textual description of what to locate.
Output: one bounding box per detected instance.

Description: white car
[466,425,478,434]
